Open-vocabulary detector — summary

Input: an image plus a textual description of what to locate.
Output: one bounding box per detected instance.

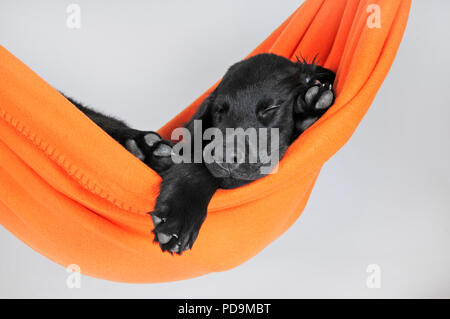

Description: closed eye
[261,104,280,114]
[256,98,282,119]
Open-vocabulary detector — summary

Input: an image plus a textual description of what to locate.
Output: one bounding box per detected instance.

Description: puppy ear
[184,92,215,134]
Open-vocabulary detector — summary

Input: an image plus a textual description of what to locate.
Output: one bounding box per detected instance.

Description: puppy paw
[125,132,173,173]
[295,83,335,133]
[151,202,206,255]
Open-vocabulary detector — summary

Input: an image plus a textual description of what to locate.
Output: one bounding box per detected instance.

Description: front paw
[151,200,206,255]
[125,132,173,174]
[294,83,335,133]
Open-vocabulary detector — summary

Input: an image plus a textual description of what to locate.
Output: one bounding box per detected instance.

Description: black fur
[65,53,335,254]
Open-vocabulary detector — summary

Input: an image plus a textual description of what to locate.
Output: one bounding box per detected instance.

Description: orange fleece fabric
[0,0,411,283]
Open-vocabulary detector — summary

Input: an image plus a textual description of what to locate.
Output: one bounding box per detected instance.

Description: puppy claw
[170,244,181,254]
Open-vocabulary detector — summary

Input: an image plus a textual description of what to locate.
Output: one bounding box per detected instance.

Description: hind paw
[125,132,173,173]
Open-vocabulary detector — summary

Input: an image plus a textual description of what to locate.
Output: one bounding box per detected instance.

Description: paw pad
[315,89,334,110]
[294,83,335,134]
[305,86,320,105]
[153,143,172,157]
[125,139,145,161]
[124,132,174,173]
[144,133,161,147]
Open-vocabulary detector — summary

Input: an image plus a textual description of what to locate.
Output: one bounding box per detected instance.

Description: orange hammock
[0,0,411,283]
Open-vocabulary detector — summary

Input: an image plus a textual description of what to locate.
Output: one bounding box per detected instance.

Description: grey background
[0,0,449,298]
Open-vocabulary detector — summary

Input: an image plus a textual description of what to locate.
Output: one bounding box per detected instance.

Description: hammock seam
[0,106,145,215]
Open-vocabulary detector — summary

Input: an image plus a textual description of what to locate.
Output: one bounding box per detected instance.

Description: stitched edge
[0,107,147,215]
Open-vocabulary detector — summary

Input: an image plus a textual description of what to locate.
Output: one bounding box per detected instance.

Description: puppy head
[194,53,332,188]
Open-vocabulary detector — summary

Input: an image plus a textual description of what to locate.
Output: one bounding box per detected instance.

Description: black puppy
[65,53,335,254]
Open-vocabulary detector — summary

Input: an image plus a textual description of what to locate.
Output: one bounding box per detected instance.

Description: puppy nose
[214,149,239,173]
